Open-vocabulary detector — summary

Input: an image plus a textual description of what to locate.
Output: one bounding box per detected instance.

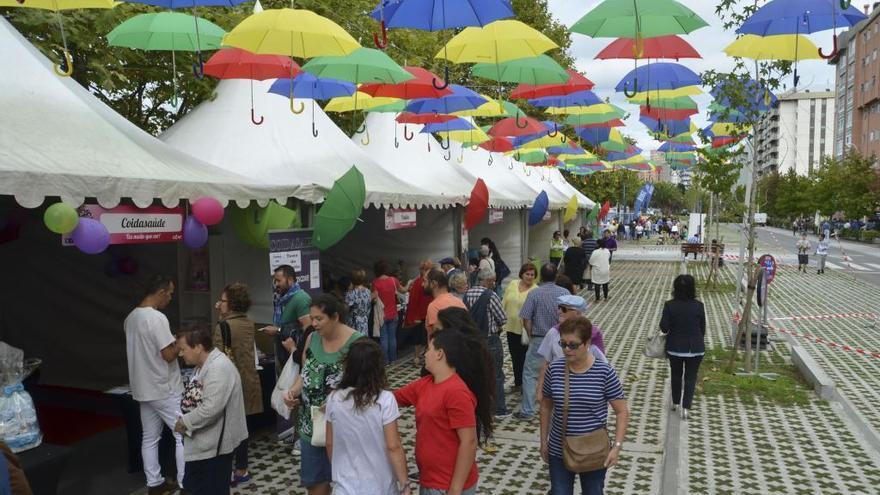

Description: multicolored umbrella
[510,69,594,100]
[528,90,602,109]
[359,66,453,99]
[301,47,414,84]
[615,62,701,95]
[453,98,521,118]
[205,47,296,124]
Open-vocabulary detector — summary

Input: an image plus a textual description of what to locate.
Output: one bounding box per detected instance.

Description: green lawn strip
[697,346,811,406]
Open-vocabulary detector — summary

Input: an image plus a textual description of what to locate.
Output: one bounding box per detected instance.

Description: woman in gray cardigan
[174,328,248,495]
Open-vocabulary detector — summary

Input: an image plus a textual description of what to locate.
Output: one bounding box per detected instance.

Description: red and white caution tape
[732,314,880,359]
[770,312,879,322]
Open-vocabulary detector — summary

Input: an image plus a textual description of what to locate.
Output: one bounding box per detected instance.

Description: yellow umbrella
[517,133,567,148]
[546,103,624,116]
[627,86,702,103]
[223,8,360,58]
[440,127,491,145]
[558,151,598,162]
[324,92,401,113]
[563,196,579,223]
[435,20,558,64]
[724,34,821,61]
[0,0,116,76]
[453,96,510,117]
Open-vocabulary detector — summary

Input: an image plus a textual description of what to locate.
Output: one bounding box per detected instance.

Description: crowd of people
[121,231,711,495]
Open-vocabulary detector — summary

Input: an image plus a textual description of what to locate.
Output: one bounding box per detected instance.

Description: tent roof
[162,79,438,209]
[547,168,594,208]
[453,144,537,209]
[0,18,289,209]
[351,114,471,208]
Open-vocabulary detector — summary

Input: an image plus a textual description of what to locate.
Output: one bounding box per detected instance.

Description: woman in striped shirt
[539,316,629,495]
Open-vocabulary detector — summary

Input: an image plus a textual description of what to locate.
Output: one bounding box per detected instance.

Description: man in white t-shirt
[124,275,184,494]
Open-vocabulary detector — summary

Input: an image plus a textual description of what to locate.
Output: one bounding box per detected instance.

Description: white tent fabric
[162,79,439,208]
[453,144,536,209]
[351,114,472,208]
[0,19,291,209]
[547,168,593,208]
[514,164,569,208]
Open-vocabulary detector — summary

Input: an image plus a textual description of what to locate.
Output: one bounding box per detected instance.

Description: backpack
[465,289,494,338]
[495,258,511,282]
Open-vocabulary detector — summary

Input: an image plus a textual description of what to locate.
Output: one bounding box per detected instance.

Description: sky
[545,0,838,154]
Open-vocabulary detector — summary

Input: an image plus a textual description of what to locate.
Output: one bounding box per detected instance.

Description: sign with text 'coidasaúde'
[62,204,183,246]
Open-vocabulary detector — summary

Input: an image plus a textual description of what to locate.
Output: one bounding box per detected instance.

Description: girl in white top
[326,339,410,495]
[589,238,612,301]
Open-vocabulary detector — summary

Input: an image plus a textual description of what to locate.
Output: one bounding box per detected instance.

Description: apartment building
[754,90,835,176]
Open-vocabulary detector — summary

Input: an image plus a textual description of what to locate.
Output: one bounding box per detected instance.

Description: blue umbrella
[268,73,356,100]
[658,142,695,152]
[606,149,642,162]
[405,84,486,114]
[640,115,692,137]
[528,191,549,226]
[375,0,513,31]
[737,0,866,37]
[547,143,586,155]
[421,118,475,133]
[615,63,701,95]
[528,90,602,108]
[575,127,611,145]
[711,78,777,115]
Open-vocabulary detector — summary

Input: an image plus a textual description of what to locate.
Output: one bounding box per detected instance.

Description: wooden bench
[681,243,704,256]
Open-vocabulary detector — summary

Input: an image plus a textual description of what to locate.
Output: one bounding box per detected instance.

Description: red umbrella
[488,116,547,137]
[464,179,489,230]
[713,136,743,148]
[510,69,595,99]
[595,36,701,60]
[395,112,457,124]
[640,106,698,120]
[360,67,454,99]
[575,119,626,129]
[598,201,611,221]
[479,136,514,152]
[205,48,298,125]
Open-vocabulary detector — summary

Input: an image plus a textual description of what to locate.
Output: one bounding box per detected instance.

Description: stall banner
[62,204,183,246]
[488,209,504,225]
[268,229,321,296]
[384,208,417,230]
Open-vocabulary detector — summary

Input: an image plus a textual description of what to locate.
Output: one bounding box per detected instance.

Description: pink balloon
[191,197,225,226]
[71,218,110,254]
[183,216,208,249]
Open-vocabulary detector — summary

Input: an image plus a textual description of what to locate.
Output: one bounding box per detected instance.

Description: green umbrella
[471,55,569,85]
[513,148,548,163]
[633,95,698,110]
[302,48,414,84]
[367,100,408,113]
[108,12,225,105]
[563,110,626,126]
[570,0,708,39]
[599,139,629,152]
[313,166,366,251]
[229,201,301,249]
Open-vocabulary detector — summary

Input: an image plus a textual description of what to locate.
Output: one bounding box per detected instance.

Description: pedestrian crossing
[823,261,880,272]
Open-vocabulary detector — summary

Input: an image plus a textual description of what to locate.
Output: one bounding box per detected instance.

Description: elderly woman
[540,317,628,495]
[448,270,469,300]
[501,263,538,390]
[212,283,263,486]
[660,275,706,421]
[550,231,565,267]
[174,328,248,495]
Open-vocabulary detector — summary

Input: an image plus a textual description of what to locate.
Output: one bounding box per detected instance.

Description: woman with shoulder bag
[501,263,538,390]
[539,317,628,495]
[174,328,248,495]
[212,283,262,486]
[660,275,706,421]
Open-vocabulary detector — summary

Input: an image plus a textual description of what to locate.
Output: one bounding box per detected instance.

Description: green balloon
[44,203,79,234]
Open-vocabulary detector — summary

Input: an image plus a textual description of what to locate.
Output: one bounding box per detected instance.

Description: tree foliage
[650,181,685,215]
[3,0,572,134]
[574,171,643,207]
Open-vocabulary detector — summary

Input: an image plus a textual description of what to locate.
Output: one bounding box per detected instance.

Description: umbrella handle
[312,122,319,138]
[443,149,451,161]
[357,123,367,134]
[361,129,371,145]
[547,123,558,137]
[251,108,264,126]
[427,138,431,152]
[403,125,414,141]
[622,80,638,98]
[291,99,305,114]
[487,154,493,166]
[524,165,531,176]
[439,135,450,150]
[764,89,772,106]
[507,159,513,170]
[457,149,464,164]
[560,134,567,143]
[818,35,839,59]
[470,144,479,151]
[633,35,644,59]
[432,66,450,90]
[515,112,529,129]
[394,136,400,148]
[192,57,205,79]
[373,20,388,50]
[53,48,73,77]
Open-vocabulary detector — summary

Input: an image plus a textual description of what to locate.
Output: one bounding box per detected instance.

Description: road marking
[825,262,843,270]
[847,263,870,271]
[866,263,880,271]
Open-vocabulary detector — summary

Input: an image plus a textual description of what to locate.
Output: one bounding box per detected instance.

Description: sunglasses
[558,305,575,313]
[559,340,585,350]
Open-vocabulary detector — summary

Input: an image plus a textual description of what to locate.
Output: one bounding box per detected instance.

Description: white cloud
[546,0,837,154]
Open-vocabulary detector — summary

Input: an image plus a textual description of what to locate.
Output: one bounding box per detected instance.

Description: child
[325,339,410,495]
[394,329,494,495]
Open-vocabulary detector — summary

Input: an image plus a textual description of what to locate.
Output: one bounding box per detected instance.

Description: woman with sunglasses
[539,317,629,495]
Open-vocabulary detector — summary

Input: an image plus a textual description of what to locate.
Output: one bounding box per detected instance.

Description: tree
[4,0,573,134]
[576,171,643,209]
[813,152,879,219]
[650,182,685,215]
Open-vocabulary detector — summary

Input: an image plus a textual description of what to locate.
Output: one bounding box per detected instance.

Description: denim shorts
[420,486,476,495]
[299,439,331,487]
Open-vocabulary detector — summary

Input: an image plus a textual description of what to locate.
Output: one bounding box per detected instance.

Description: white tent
[161,79,440,208]
[0,18,289,209]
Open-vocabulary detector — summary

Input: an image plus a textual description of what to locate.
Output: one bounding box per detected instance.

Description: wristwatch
[612,441,623,450]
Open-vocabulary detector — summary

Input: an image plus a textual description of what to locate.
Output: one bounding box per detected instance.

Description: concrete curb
[660,406,683,495]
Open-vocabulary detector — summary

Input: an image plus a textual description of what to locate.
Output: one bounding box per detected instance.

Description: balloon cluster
[44,203,111,254]
[184,197,225,249]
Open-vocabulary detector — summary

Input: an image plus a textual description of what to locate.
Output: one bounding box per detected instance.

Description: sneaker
[147,480,178,495]
[231,471,252,487]
[408,471,420,482]
[671,404,678,412]
[494,412,511,420]
[681,408,689,421]
[512,411,533,421]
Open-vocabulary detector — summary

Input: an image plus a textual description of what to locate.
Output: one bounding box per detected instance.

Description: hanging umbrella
[230,201,300,248]
[658,142,695,152]
[596,35,701,60]
[366,100,408,113]
[563,111,626,127]
[615,62,701,94]
[571,0,708,39]
[471,54,569,85]
[359,66,453,98]
[575,119,625,129]
[563,196,579,223]
[0,0,115,77]
[302,47,414,84]
[405,85,487,114]
[396,112,456,124]
[107,12,225,106]
[437,20,558,65]
[528,191,549,226]
[630,95,698,110]
[268,73,356,136]
[453,98,521,118]
[510,69,594,99]
[464,178,490,229]
[422,118,475,133]
[312,166,366,250]
[204,47,296,125]
[724,34,823,87]
[223,8,360,58]
[528,90,602,109]
[439,127,491,145]
[324,93,402,113]
[488,116,547,137]
[641,106,698,120]
[510,148,548,164]
[479,136,515,152]
[546,102,626,116]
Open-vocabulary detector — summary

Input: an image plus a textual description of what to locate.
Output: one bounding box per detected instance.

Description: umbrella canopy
[464,178,490,229]
[641,106,698,120]
[658,141,695,152]
[301,47,414,84]
[479,135,515,152]
[488,116,547,137]
[724,34,822,61]
[596,35,701,60]
[471,54,569,84]
[436,20,558,64]
[641,115,693,136]
[421,118,475,133]
[268,73,356,100]
[529,90,602,108]
[528,190,549,226]
[438,127,491,145]
[453,98,521,117]
[366,100,408,113]
[571,0,709,39]
[511,148,548,164]
[405,84,486,114]
[510,69,594,99]
[630,95,698,110]
[230,201,299,249]
[396,112,456,124]
[0,0,113,8]
[223,8,360,58]
[107,12,225,51]
[736,0,867,36]
[563,110,626,127]
[324,92,402,112]
[375,0,514,31]
[546,102,625,115]
[359,66,453,98]
[204,47,296,79]
[563,195,579,223]
[628,86,702,100]
[128,0,247,6]
[615,62,701,93]
[312,166,366,250]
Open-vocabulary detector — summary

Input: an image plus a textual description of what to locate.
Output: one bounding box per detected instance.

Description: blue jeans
[548,456,606,495]
[487,334,507,415]
[379,318,398,363]
[519,335,544,417]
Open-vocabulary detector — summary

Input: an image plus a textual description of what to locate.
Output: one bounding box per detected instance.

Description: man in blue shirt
[515,263,570,420]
